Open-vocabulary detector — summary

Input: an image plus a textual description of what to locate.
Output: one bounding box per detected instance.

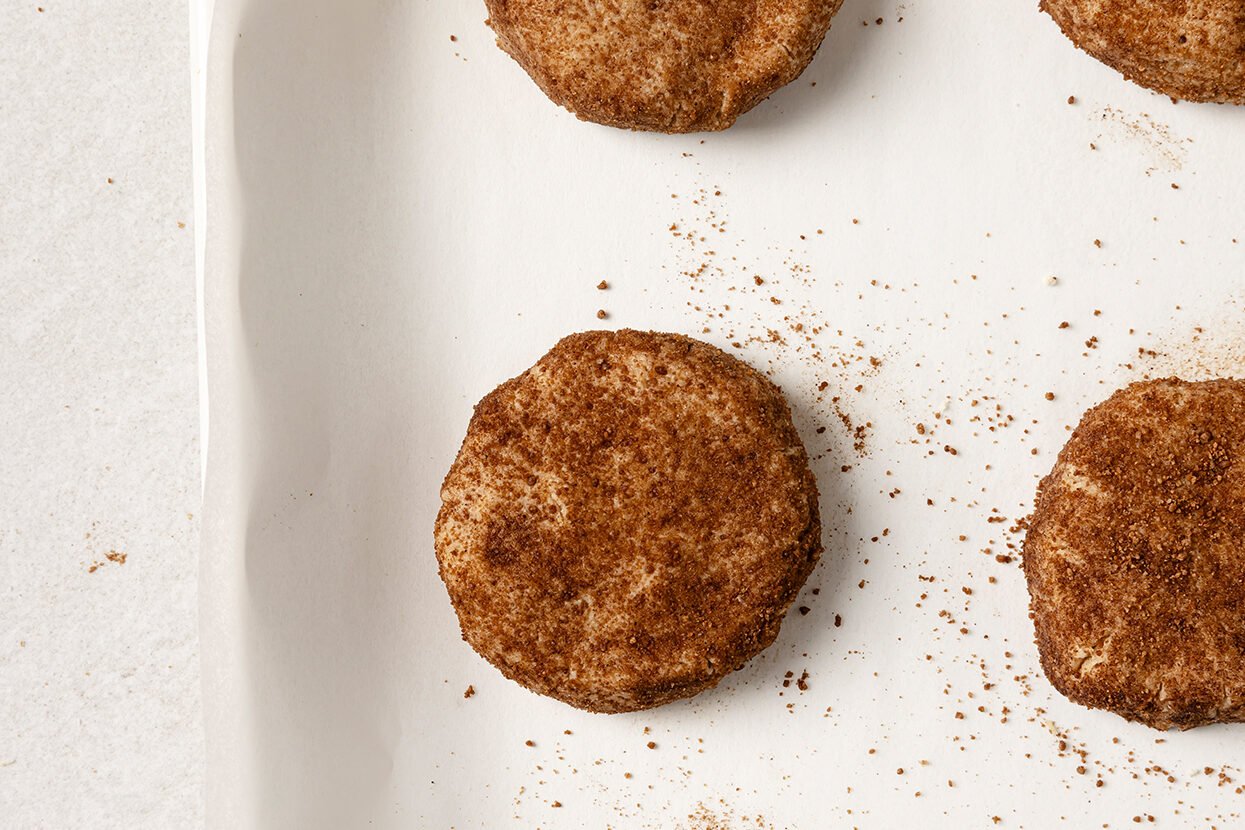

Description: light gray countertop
[1,3,203,826]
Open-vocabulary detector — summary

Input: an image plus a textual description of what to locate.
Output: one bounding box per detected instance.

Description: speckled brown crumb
[1025,378,1245,729]
[435,330,822,713]
[1042,0,1245,103]
[486,0,846,132]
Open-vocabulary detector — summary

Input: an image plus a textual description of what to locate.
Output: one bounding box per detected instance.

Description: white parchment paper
[199,0,1245,827]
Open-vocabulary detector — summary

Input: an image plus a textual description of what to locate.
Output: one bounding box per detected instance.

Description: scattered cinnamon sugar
[679,803,774,830]
[87,550,127,573]
[1135,300,1245,381]
[1093,106,1190,175]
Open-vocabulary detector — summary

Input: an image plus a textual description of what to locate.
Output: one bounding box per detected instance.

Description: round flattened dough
[435,329,822,713]
[485,0,846,132]
[1042,0,1245,103]
[1024,378,1245,730]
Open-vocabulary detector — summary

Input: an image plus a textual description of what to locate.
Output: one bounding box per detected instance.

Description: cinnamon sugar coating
[485,0,845,132]
[1042,0,1245,103]
[435,330,822,712]
[1025,378,1245,729]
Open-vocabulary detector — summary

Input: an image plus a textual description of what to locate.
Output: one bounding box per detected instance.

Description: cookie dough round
[1024,378,1245,729]
[435,329,822,713]
[484,0,845,132]
[1042,0,1245,103]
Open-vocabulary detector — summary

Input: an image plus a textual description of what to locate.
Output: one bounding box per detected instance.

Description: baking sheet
[198,0,1245,826]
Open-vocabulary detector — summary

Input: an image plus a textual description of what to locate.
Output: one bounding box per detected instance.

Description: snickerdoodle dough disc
[1024,378,1245,729]
[435,329,822,713]
[485,0,846,131]
[1042,0,1245,103]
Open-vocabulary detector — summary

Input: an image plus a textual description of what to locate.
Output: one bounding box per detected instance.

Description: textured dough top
[485,0,845,131]
[435,330,821,712]
[1024,378,1245,729]
[1042,0,1245,103]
